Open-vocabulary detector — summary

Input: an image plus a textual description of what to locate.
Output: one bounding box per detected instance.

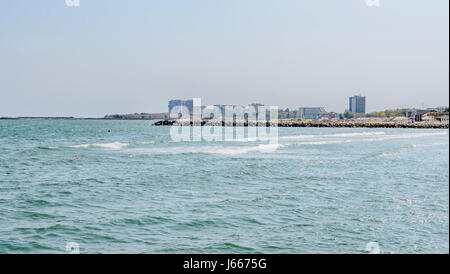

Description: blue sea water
[0,120,448,254]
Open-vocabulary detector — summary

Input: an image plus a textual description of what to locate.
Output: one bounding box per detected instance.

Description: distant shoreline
[1,117,448,129]
[0,117,158,120]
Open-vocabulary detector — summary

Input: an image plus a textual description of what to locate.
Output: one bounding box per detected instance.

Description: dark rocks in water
[153,120,176,126]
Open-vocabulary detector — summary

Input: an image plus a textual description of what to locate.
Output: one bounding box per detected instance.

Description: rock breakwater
[153,120,449,129]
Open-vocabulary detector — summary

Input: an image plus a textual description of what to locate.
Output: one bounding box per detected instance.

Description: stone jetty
[153,119,449,129]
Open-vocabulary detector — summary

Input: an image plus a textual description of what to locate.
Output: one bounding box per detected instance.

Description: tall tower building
[349,95,366,114]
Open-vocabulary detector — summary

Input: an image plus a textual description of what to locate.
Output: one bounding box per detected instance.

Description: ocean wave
[129,131,448,156]
[375,150,406,158]
[70,142,129,149]
[37,146,59,150]
[203,143,284,155]
[278,135,318,141]
[68,131,447,155]
[227,131,386,142]
[227,131,447,144]
[361,131,448,142]
[290,131,448,147]
[294,140,351,145]
[135,141,156,145]
[414,142,449,147]
[323,131,386,138]
[130,143,284,156]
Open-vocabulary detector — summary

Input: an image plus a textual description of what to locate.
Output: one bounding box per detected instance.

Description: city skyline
[0,0,448,117]
[1,94,448,119]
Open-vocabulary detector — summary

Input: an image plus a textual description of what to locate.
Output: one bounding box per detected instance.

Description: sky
[0,0,448,117]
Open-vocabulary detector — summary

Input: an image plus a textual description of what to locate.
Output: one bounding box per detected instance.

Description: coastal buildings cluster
[165,96,449,123]
[168,99,335,121]
[98,95,450,125]
[104,112,169,120]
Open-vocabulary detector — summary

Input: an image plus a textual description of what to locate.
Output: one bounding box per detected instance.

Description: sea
[0,120,448,254]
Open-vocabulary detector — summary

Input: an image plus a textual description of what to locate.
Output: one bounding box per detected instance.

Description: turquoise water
[0,120,448,254]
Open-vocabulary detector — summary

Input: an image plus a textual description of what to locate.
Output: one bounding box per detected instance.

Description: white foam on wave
[70,142,129,149]
[290,131,448,146]
[226,131,448,144]
[278,135,318,141]
[203,143,284,155]
[128,130,448,156]
[295,140,351,146]
[225,137,262,142]
[135,141,156,145]
[282,131,386,140]
[226,131,386,142]
[377,151,401,158]
[282,131,448,147]
[131,143,285,156]
[70,144,90,148]
[71,131,447,156]
[323,131,386,138]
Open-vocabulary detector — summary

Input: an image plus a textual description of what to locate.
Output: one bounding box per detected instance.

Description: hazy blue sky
[0,0,448,117]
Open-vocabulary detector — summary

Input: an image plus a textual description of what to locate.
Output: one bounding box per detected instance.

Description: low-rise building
[298,107,327,120]
[406,109,436,122]
[168,99,194,118]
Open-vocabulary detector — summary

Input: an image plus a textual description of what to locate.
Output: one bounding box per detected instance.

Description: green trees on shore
[367,109,407,118]
[343,110,355,119]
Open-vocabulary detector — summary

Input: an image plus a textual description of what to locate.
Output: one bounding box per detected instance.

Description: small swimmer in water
[107,129,111,133]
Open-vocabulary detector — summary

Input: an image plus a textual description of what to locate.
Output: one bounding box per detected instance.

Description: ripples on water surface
[0,120,448,253]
